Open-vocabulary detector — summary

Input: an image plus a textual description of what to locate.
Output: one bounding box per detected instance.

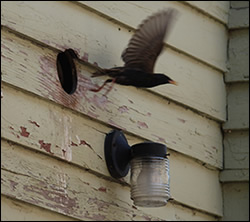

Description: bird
[90,8,178,94]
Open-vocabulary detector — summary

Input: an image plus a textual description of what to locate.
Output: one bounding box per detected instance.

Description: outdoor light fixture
[105,130,170,207]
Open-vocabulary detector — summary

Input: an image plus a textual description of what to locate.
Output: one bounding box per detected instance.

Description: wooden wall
[1,1,229,220]
[221,1,249,221]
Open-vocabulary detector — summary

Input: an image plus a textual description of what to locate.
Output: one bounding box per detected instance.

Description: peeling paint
[28,120,40,127]
[1,54,13,63]
[61,115,72,161]
[38,55,80,109]
[128,99,134,104]
[82,52,89,62]
[152,134,167,144]
[19,50,28,56]
[79,139,103,160]
[39,140,53,154]
[137,121,148,129]
[20,126,30,137]
[39,55,55,73]
[129,117,136,123]
[41,39,51,45]
[1,43,14,53]
[108,119,126,131]
[92,95,110,110]
[178,118,187,123]
[71,141,78,147]
[87,110,99,119]
[9,180,18,191]
[84,211,106,221]
[212,146,218,153]
[23,183,78,215]
[87,197,118,211]
[118,105,129,113]
[79,139,91,148]
[98,187,107,193]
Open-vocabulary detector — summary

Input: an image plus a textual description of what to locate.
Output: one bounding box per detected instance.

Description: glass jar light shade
[104,130,170,208]
[130,144,170,207]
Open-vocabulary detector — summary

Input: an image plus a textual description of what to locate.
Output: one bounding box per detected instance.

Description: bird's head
[156,74,178,86]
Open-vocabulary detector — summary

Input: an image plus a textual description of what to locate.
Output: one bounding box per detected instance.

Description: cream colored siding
[1,1,230,220]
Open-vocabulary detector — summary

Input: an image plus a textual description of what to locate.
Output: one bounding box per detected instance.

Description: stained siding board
[1,29,223,169]
[1,1,227,122]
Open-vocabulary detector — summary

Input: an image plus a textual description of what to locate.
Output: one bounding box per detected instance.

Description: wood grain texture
[1,195,79,221]
[1,83,223,216]
[1,1,227,121]
[1,140,220,220]
[1,29,223,169]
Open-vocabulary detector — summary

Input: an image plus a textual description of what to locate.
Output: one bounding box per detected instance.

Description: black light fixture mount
[104,129,171,207]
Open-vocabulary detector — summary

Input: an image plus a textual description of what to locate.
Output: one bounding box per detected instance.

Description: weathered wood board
[1,83,223,216]
[1,140,220,220]
[1,1,227,121]
[1,29,223,169]
[1,195,80,221]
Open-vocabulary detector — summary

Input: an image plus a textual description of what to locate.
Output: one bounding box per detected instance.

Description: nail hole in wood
[56,49,78,94]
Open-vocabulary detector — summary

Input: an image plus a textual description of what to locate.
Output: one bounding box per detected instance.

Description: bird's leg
[103,78,116,96]
[90,79,113,92]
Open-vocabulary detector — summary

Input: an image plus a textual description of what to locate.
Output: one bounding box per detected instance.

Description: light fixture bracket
[104,130,131,178]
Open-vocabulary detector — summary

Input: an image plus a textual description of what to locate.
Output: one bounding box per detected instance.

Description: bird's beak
[169,80,178,85]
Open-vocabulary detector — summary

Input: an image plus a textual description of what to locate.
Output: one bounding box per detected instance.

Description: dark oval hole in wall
[56,49,78,94]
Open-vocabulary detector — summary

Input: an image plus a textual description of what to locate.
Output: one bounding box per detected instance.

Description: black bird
[91,8,178,94]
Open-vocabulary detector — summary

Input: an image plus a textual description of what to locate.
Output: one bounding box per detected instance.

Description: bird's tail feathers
[91,67,108,77]
[91,67,123,77]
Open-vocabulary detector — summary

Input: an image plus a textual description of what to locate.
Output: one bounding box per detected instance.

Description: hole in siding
[56,49,78,94]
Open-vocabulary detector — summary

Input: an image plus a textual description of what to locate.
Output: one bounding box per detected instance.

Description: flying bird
[90,8,178,94]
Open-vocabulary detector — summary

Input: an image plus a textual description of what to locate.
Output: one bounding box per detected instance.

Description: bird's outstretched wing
[121,9,178,73]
